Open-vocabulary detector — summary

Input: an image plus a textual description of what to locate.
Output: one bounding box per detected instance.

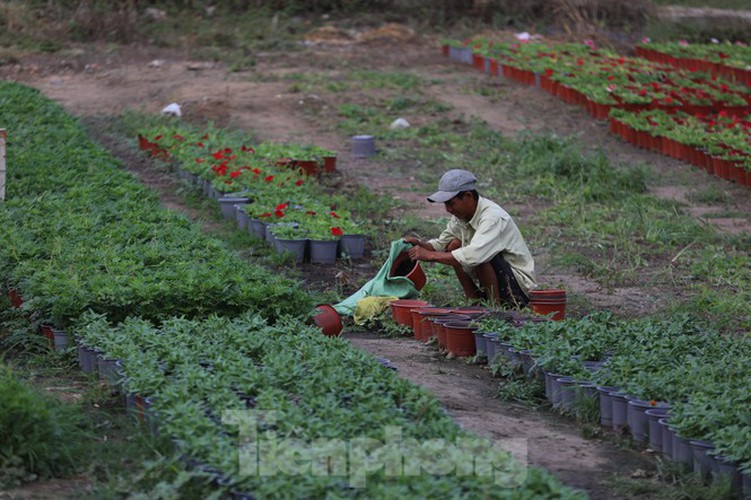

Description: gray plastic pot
[351,135,376,158]
[671,431,694,470]
[628,399,670,443]
[309,239,339,264]
[473,331,487,356]
[712,455,742,495]
[52,329,69,352]
[646,408,671,452]
[483,333,500,364]
[689,439,715,482]
[609,391,629,431]
[596,386,619,427]
[339,234,366,259]
[659,418,673,460]
[556,376,579,411]
[97,357,121,388]
[548,373,566,408]
[235,206,250,231]
[275,238,308,264]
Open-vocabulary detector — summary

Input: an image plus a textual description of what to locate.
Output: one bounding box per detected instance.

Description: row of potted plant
[608,108,751,187]
[473,312,751,496]
[444,37,751,117]
[0,83,310,331]
[442,36,751,187]
[138,126,369,262]
[635,40,751,87]
[63,310,582,498]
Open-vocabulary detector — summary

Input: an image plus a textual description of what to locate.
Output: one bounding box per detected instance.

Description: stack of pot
[529,289,567,321]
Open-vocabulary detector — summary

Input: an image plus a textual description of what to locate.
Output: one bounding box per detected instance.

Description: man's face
[444,191,475,221]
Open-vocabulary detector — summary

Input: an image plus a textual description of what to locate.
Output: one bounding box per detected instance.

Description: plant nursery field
[1,10,751,500]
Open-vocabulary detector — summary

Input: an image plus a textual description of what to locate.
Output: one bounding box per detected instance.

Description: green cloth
[333,239,420,316]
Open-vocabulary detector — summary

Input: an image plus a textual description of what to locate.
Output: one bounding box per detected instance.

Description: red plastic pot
[389,252,427,291]
[389,299,430,327]
[413,307,453,341]
[443,321,477,357]
[311,304,343,337]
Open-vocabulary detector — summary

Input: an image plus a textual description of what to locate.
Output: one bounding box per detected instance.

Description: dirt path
[4,30,749,497]
[345,333,650,499]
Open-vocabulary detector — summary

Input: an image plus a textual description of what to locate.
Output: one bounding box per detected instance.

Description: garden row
[390,299,751,497]
[0,83,581,497]
[139,127,368,263]
[441,37,751,188]
[635,41,751,88]
[474,313,751,496]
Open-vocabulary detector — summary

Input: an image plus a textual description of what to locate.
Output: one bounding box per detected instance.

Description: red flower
[212,150,224,160]
[276,202,288,211]
[274,209,285,218]
[306,211,317,216]
[195,158,205,163]
[331,227,343,236]
[202,133,210,140]
[649,400,657,407]
[264,175,274,183]
[153,135,163,141]
[252,168,261,175]
[295,179,304,186]
[544,68,554,77]
[230,170,242,178]
[224,180,233,185]
[607,75,615,81]
[259,212,272,218]
[330,211,340,219]
[241,145,255,153]
[197,142,204,148]
[639,89,647,96]
[173,134,185,141]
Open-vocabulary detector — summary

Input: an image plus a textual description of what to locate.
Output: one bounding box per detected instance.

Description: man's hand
[402,236,421,247]
[408,244,430,261]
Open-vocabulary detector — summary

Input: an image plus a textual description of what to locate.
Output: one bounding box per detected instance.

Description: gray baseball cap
[427,169,477,203]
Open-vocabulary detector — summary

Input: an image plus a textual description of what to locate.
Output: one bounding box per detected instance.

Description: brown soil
[3,24,750,498]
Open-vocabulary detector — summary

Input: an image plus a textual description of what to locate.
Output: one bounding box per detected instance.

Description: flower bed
[138,126,366,260]
[635,40,751,87]
[442,36,751,189]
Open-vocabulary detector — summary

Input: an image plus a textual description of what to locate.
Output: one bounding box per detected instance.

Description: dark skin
[404,191,502,303]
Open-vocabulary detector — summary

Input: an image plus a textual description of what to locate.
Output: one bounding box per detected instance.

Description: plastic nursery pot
[389,299,430,327]
[448,305,490,318]
[311,304,343,337]
[389,252,427,291]
[442,321,477,357]
[432,315,471,351]
[414,307,453,341]
[529,289,567,321]
[410,306,446,341]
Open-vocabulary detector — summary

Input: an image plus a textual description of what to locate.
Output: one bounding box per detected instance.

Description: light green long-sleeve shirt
[427,196,536,295]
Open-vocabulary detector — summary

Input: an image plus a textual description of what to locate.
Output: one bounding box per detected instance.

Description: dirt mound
[357,23,415,44]
[304,23,415,46]
[304,26,357,45]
